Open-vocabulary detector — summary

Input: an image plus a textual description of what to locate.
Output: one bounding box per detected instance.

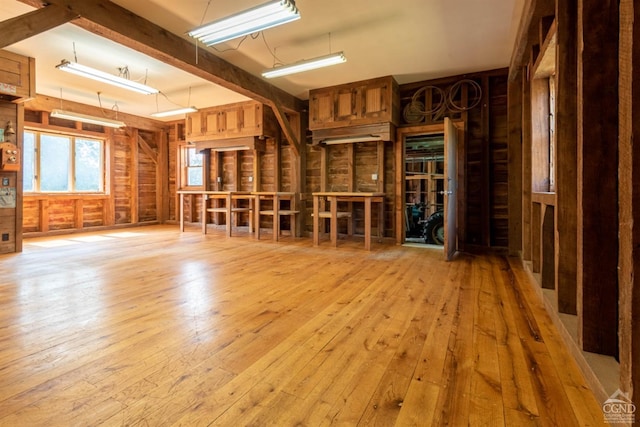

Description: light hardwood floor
[0,225,605,426]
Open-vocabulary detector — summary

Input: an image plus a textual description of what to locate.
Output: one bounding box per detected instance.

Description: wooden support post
[130,131,139,224]
[541,205,555,289]
[531,202,541,273]
[508,71,523,256]
[618,0,640,409]
[274,136,281,191]
[555,0,578,315]
[577,0,619,356]
[252,149,260,192]
[347,143,355,192]
[522,68,533,261]
[74,199,83,229]
[157,130,169,223]
[104,128,115,226]
[480,76,491,247]
[234,150,241,191]
[40,199,49,233]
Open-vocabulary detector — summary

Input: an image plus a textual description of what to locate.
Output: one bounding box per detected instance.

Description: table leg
[255,196,261,240]
[365,197,372,250]
[273,195,280,241]
[313,196,319,246]
[330,196,338,247]
[378,199,384,241]
[226,193,232,237]
[249,196,254,233]
[202,194,207,234]
[180,193,185,232]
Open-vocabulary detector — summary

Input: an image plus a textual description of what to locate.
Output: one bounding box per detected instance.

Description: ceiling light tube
[262,52,346,78]
[212,146,251,152]
[189,0,300,46]
[150,107,198,118]
[56,60,159,95]
[51,109,126,128]
[322,135,381,145]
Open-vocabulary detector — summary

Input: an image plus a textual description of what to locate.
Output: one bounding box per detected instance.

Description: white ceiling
[0,0,524,121]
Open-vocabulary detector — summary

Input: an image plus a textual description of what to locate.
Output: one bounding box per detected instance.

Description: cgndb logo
[603,389,636,424]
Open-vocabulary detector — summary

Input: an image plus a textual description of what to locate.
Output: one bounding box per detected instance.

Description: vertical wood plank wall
[555,0,578,316]
[0,101,20,253]
[576,0,619,357]
[618,0,640,410]
[397,70,510,249]
[511,0,635,407]
[20,107,165,235]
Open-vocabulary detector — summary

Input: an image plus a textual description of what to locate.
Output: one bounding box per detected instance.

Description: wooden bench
[312,211,353,244]
[253,192,298,241]
[257,209,300,240]
[205,194,254,236]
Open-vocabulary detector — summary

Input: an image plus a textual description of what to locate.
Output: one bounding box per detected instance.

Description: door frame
[395,121,466,252]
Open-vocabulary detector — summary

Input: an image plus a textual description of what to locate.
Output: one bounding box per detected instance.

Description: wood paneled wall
[399,70,510,249]
[510,0,636,407]
[618,0,640,410]
[0,101,21,254]
[20,98,166,236]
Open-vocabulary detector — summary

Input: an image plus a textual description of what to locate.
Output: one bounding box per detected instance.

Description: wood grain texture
[0,225,603,426]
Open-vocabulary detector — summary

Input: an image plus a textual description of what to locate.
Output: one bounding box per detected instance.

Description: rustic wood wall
[399,69,509,249]
[0,100,21,254]
[618,0,640,410]
[509,0,635,407]
[20,95,166,235]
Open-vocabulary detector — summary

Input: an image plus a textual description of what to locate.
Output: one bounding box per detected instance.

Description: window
[180,145,204,188]
[23,130,104,193]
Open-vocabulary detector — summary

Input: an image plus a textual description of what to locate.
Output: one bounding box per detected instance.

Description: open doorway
[404,133,445,245]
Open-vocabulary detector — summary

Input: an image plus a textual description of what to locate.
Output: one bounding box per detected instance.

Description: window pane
[40,134,70,192]
[188,148,203,166]
[75,138,102,191]
[187,166,203,186]
[22,132,35,192]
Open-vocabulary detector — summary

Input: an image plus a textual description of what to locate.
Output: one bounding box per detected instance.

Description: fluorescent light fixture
[213,145,251,152]
[56,60,159,95]
[262,52,346,78]
[51,109,126,128]
[189,0,300,46]
[322,135,380,145]
[150,107,198,118]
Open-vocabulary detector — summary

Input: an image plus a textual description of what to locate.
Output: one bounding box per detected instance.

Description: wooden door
[444,117,458,260]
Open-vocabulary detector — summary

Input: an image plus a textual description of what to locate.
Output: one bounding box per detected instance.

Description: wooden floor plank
[0,225,606,426]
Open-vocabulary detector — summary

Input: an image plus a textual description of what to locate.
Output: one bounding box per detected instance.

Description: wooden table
[177,190,254,236]
[252,191,298,240]
[312,192,385,250]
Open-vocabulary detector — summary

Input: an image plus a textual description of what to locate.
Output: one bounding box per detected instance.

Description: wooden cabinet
[0,49,35,103]
[186,100,277,142]
[309,75,399,131]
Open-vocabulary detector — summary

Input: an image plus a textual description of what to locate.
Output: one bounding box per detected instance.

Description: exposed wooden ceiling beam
[0,6,78,49]
[17,0,304,114]
[12,0,304,152]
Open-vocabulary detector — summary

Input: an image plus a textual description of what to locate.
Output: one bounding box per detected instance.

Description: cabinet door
[334,88,358,122]
[185,112,203,138]
[360,82,390,121]
[309,91,334,128]
[241,103,262,135]
[219,106,243,137]
[203,110,222,136]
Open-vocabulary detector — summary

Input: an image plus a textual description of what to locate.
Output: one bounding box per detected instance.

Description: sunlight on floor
[26,231,147,248]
